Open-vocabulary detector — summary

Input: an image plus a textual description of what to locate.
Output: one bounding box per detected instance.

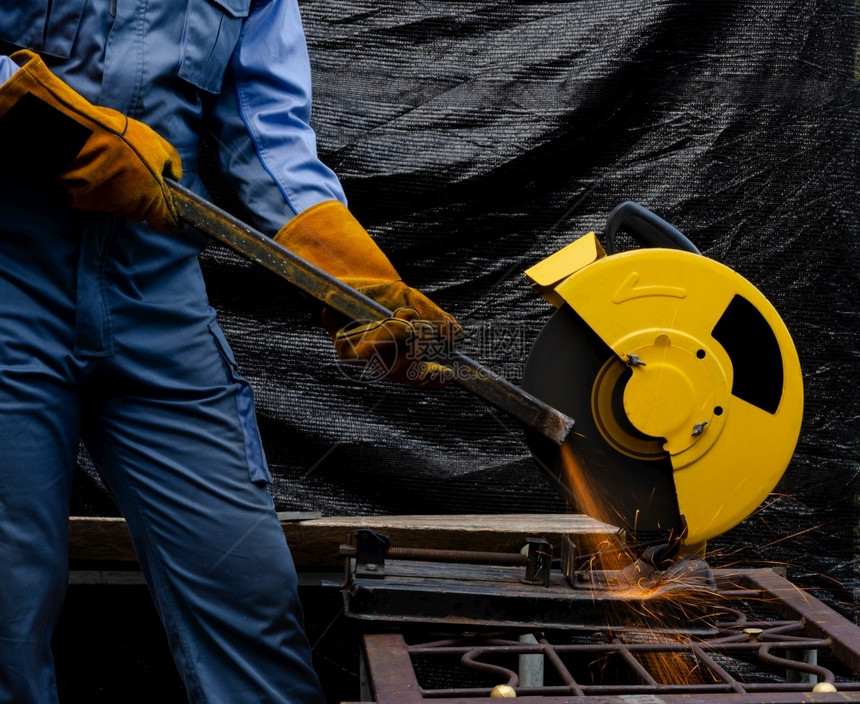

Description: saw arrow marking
[612,272,687,303]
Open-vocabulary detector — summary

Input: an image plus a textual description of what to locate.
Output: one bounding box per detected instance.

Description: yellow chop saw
[522,202,804,560]
[169,183,804,569]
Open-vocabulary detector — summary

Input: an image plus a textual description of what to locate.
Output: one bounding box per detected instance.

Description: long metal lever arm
[167,180,574,445]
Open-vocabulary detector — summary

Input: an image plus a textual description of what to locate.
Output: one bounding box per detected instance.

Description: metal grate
[362,569,860,703]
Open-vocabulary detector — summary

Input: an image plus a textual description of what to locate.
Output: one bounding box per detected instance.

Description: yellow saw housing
[526,234,803,546]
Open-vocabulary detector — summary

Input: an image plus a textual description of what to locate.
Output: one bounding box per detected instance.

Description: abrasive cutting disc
[522,304,682,539]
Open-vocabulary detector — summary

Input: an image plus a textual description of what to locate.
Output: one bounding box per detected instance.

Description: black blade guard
[522,305,683,540]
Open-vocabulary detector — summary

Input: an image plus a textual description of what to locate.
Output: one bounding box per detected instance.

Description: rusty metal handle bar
[167,180,574,445]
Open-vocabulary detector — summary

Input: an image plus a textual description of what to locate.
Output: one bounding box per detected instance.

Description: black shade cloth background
[73,1,858,620]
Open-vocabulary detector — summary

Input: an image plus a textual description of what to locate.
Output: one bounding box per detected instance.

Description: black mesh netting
[72,1,858,621]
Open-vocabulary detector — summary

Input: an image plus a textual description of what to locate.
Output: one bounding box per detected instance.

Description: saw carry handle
[166,180,575,446]
[605,201,700,254]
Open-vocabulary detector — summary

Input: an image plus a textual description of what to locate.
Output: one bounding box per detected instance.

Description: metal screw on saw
[625,354,646,367]
[691,420,710,437]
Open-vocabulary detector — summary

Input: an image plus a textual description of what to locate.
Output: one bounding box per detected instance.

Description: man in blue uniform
[0,2,457,702]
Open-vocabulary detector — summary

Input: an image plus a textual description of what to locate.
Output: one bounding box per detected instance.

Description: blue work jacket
[0,0,347,234]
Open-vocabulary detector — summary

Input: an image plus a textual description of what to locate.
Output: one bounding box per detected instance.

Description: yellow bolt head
[491,684,517,697]
[812,682,837,693]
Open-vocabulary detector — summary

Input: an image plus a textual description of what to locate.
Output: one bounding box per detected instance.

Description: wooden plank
[283,514,616,568]
[68,514,617,568]
[69,516,137,562]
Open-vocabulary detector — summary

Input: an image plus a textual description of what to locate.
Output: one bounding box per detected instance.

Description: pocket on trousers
[207,320,273,486]
[178,0,251,94]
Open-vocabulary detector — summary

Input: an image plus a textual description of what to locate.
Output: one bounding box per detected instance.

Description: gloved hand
[0,50,181,232]
[274,201,462,387]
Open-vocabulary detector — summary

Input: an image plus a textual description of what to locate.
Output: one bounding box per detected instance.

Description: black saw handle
[166,180,575,446]
[605,201,700,254]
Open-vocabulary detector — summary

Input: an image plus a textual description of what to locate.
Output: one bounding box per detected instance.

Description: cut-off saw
[522,202,803,556]
[168,182,803,559]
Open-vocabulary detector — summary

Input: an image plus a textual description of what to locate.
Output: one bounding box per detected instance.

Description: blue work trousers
[0,177,325,703]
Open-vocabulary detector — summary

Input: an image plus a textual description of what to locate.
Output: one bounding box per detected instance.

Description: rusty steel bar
[363,633,424,704]
[366,624,860,703]
[610,638,659,686]
[405,637,835,658]
[387,693,859,703]
[461,648,518,686]
[758,644,834,684]
[340,544,529,566]
[168,180,575,445]
[719,568,860,674]
[689,641,747,694]
[538,636,585,696]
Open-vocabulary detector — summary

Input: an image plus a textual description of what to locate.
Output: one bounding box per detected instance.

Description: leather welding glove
[274,201,463,388]
[0,50,181,232]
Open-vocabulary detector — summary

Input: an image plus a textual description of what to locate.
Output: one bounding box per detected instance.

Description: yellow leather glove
[274,201,462,387]
[0,50,181,232]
